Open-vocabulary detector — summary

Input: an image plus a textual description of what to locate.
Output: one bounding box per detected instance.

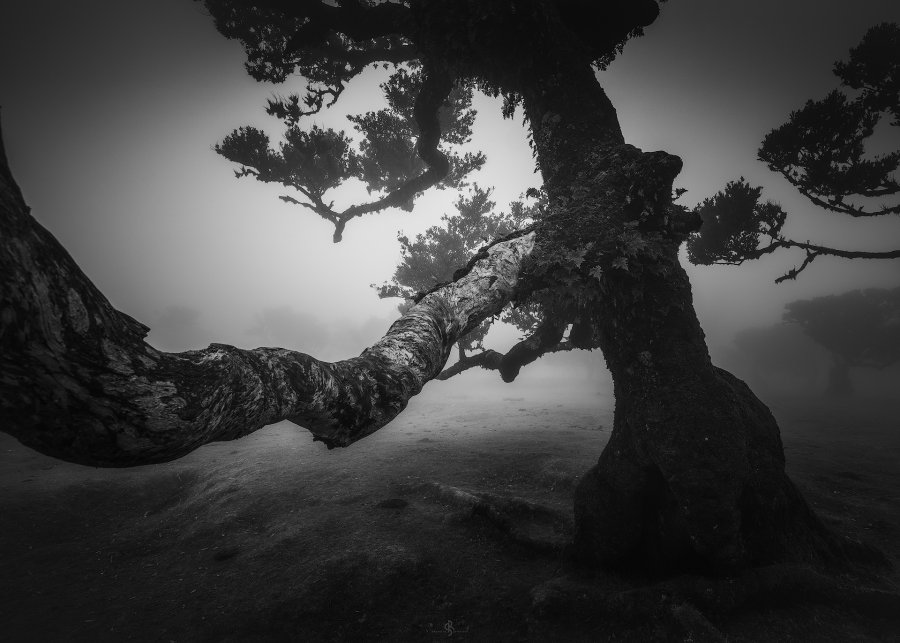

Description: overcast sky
[1,1,898,386]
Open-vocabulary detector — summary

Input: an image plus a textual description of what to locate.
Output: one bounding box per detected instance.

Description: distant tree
[728,323,827,394]
[783,287,900,396]
[688,23,900,282]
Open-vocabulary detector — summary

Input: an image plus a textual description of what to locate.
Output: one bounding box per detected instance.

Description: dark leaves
[686,179,786,266]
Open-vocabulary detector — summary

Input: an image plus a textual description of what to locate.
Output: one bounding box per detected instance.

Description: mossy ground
[1,382,897,641]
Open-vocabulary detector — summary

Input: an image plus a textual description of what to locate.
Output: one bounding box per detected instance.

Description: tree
[784,287,900,396]
[687,22,900,283]
[727,324,828,395]
[0,0,874,580]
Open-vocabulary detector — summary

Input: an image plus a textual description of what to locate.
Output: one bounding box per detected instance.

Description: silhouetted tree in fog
[784,287,900,396]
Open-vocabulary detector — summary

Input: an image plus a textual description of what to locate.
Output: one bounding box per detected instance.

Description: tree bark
[0,121,535,465]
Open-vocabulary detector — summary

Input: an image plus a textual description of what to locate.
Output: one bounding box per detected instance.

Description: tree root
[413,482,573,555]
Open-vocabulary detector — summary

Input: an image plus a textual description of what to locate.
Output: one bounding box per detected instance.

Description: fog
[2,0,898,406]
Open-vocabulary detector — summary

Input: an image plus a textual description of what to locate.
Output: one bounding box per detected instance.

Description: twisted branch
[0,118,536,465]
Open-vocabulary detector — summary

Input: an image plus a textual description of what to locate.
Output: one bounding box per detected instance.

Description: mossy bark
[518,56,843,574]
[0,121,536,465]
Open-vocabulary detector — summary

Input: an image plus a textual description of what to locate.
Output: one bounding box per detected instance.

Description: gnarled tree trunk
[515,47,847,574]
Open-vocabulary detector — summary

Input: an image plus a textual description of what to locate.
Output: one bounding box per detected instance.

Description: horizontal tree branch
[705,231,900,283]
[776,171,900,217]
[771,237,900,283]
[436,339,578,381]
[0,119,536,466]
[253,0,413,43]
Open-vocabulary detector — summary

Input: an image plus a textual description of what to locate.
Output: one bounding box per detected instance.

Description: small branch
[273,64,454,242]
[0,114,539,465]
[253,0,414,43]
[436,349,503,380]
[773,237,900,283]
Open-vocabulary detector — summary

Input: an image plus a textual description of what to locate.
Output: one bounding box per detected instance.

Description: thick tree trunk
[519,60,845,574]
[0,122,535,465]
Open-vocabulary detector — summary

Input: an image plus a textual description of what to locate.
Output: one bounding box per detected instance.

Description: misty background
[2,0,899,404]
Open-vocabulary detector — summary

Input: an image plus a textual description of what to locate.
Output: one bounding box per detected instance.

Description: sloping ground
[0,385,897,641]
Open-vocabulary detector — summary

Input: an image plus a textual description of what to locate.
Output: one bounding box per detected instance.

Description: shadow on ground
[1,386,898,641]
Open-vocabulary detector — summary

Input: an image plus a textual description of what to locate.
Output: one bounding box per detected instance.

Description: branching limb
[766,236,900,283]
[225,65,455,242]
[436,349,503,380]
[327,64,453,241]
[435,336,577,382]
[497,317,568,382]
[416,482,573,554]
[255,0,414,43]
[0,121,536,466]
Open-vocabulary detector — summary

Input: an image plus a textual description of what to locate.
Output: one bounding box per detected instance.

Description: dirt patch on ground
[1,387,898,641]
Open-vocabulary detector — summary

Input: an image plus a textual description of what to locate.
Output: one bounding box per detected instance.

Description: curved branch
[498,318,568,382]
[436,349,503,380]
[0,122,536,466]
[267,65,454,242]
[252,0,413,43]
[702,232,900,283]
[778,173,900,218]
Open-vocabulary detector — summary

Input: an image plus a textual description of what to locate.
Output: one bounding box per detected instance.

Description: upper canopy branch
[258,0,413,43]
[201,0,414,85]
[311,63,454,242]
[435,339,577,381]
[687,178,900,283]
[217,63,462,242]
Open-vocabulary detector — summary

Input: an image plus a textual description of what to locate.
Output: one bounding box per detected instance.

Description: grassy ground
[1,382,898,641]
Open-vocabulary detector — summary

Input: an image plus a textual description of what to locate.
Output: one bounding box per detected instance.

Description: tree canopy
[784,287,900,370]
[206,0,658,242]
[3,0,887,581]
[687,22,900,282]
